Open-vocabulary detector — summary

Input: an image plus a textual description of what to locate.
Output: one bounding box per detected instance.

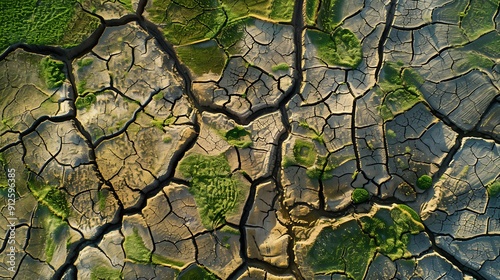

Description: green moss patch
[460,0,499,40]
[176,40,227,76]
[123,228,151,263]
[224,126,252,148]
[40,57,66,89]
[307,28,362,68]
[271,63,290,72]
[487,180,500,197]
[269,0,295,21]
[305,0,320,25]
[416,175,432,190]
[360,206,424,260]
[151,254,185,268]
[90,266,122,280]
[28,175,70,219]
[351,188,369,204]
[178,264,217,280]
[377,62,425,121]
[293,140,317,167]
[75,93,96,110]
[317,0,344,31]
[306,220,376,279]
[306,205,424,278]
[179,153,243,229]
[42,209,67,263]
[0,0,77,50]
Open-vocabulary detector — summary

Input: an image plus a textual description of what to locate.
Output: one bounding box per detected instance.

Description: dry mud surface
[0,0,499,279]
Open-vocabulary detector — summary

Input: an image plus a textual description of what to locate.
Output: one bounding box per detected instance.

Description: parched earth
[0,0,499,279]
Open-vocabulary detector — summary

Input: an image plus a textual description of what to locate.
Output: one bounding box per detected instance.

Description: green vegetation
[307,28,362,68]
[487,180,500,197]
[271,63,290,72]
[317,0,344,31]
[360,206,424,260]
[179,153,243,229]
[75,93,96,110]
[90,266,123,280]
[460,0,499,40]
[386,129,397,139]
[351,188,369,204]
[147,0,294,47]
[77,57,94,68]
[221,225,240,235]
[43,210,67,263]
[217,19,247,54]
[224,126,252,148]
[151,254,185,268]
[306,205,424,278]
[305,0,320,25]
[123,228,151,263]
[40,57,66,89]
[293,140,317,167]
[454,51,495,72]
[0,0,76,50]
[269,0,295,21]
[298,120,325,144]
[175,40,227,76]
[377,62,425,121]
[77,80,87,94]
[416,175,433,190]
[97,190,107,212]
[28,176,70,219]
[151,119,165,130]
[178,264,217,280]
[306,220,376,279]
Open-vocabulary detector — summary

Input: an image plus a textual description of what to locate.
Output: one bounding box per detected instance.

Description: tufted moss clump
[40,57,66,89]
[351,188,369,204]
[416,174,433,190]
[179,153,243,229]
[224,126,252,148]
[28,175,70,219]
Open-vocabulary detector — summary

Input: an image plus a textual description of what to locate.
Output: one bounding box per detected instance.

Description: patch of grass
[307,28,362,68]
[123,228,151,264]
[97,190,107,212]
[377,62,425,121]
[317,0,344,32]
[77,57,94,67]
[147,0,225,45]
[90,266,122,280]
[306,205,424,277]
[28,175,70,219]
[272,63,290,72]
[460,0,499,40]
[179,265,217,280]
[293,140,316,167]
[360,206,424,260]
[455,51,495,72]
[416,175,433,190]
[305,0,320,25]
[75,93,96,110]
[162,136,172,144]
[351,188,369,204]
[176,40,227,76]
[151,119,164,130]
[40,57,66,89]
[220,225,240,235]
[0,0,77,50]
[152,254,185,268]
[269,0,295,21]
[306,220,376,279]
[487,180,500,197]
[179,153,243,229]
[43,210,67,263]
[217,18,247,54]
[224,126,252,148]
